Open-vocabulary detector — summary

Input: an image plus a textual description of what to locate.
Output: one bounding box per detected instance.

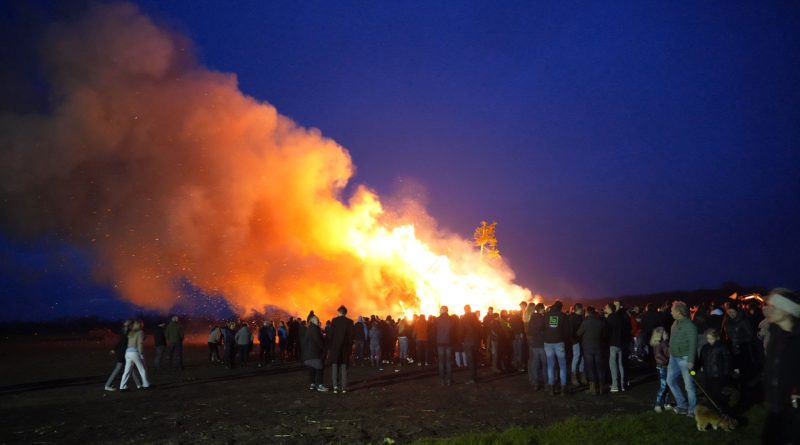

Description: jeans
[609,346,625,390]
[415,340,428,364]
[207,343,219,362]
[437,345,453,384]
[512,334,525,370]
[398,337,409,361]
[121,351,150,389]
[464,343,478,381]
[154,345,165,369]
[490,338,500,370]
[544,342,567,386]
[308,366,323,385]
[331,364,348,390]
[168,342,184,369]
[237,345,249,365]
[354,339,365,362]
[571,343,584,374]
[528,345,547,385]
[655,366,669,406]
[583,347,605,384]
[666,355,697,414]
[370,342,381,366]
[259,343,273,364]
[106,361,140,388]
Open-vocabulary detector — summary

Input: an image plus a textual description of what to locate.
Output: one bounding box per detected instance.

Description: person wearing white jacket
[235,324,252,366]
[120,320,151,390]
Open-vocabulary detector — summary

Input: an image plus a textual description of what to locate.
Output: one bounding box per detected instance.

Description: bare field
[0,338,657,444]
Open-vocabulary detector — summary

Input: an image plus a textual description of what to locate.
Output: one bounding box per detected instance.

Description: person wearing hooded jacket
[527,303,548,390]
[303,315,328,392]
[543,301,571,395]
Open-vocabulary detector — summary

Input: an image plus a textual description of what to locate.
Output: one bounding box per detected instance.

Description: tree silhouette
[473,221,500,260]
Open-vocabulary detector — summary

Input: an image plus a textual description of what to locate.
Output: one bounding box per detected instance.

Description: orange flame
[0,2,532,319]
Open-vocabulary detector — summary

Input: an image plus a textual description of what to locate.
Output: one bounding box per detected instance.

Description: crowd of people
[103,288,799,443]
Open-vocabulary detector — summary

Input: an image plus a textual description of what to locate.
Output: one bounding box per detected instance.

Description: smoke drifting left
[0,2,531,317]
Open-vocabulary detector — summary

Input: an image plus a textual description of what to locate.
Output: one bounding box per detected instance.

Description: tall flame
[0,2,531,318]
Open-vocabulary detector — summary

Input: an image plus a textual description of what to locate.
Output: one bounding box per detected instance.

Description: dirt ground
[0,338,658,445]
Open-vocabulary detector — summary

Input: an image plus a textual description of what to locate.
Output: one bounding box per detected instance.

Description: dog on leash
[694,405,737,432]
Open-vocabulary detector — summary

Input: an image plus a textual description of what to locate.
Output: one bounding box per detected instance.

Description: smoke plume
[0,2,530,317]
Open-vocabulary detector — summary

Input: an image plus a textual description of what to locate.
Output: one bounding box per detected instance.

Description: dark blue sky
[2,1,799,320]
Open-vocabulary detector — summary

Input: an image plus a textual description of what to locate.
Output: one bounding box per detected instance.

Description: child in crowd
[650,326,672,412]
[699,328,733,413]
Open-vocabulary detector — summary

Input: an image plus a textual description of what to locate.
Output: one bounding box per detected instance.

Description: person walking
[120,320,150,390]
[165,315,184,370]
[329,305,354,393]
[104,320,141,391]
[303,315,328,392]
[666,301,698,416]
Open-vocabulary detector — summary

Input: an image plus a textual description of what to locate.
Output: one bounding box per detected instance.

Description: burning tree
[473,221,500,260]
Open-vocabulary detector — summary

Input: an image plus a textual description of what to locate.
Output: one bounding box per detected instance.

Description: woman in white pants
[120,320,151,390]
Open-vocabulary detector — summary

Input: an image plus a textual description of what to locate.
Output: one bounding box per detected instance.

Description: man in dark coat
[577,306,608,394]
[165,315,184,370]
[303,316,328,391]
[527,303,547,390]
[461,305,482,384]
[152,322,167,370]
[329,305,354,393]
[606,303,631,391]
[436,306,455,385]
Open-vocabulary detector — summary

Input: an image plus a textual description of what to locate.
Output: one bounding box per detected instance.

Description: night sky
[1,1,799,320]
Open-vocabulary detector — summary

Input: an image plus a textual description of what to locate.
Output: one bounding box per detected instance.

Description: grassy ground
[411,405,765,445]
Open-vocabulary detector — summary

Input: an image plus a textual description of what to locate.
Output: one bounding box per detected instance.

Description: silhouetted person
[303,315,328,392]
[152,322,166,370]
[165,315,184,370]
[329,305,354,393]
[435,306,455,386]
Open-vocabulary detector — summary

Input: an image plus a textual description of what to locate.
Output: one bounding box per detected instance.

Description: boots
[571,374,579,387]
[588,382,596,394]
[579,372,588,385]
[560,385,567,396]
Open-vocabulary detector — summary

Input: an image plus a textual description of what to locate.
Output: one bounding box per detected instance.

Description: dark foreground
[2,338,664,444]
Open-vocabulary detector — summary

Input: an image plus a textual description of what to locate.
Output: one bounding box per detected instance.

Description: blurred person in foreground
[761,288,800,445]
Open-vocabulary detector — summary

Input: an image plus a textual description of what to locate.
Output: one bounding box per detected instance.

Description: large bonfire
[0,2,532,318]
